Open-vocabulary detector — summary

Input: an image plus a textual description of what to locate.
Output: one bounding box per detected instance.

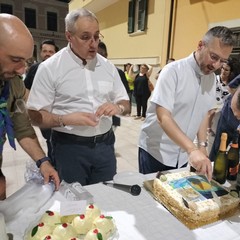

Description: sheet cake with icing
[152,171,240,229]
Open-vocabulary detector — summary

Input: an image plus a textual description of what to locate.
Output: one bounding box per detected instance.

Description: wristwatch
[199,141,208,147]
[36,156,50,168]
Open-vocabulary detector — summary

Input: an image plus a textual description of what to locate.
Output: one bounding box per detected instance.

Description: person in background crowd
[207,58,240,137]
[209,73,240,162]
[98,41,130,129]
[134,63,153,121]
[24,39,59,163]
[138,26,236,180]
[124,63,136,115]
[26,8,130,186]
[24,39,59,93]
[0,14,60,199]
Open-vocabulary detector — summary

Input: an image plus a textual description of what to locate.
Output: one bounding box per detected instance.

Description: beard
[0,63,18,81]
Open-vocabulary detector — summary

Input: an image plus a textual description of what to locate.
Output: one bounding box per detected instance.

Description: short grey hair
[203,26,236,46]
[65,8,98,33]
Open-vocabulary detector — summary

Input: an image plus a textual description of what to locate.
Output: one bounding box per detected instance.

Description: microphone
[103,182,141,196]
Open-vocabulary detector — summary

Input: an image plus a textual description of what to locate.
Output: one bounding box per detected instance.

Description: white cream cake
[153,171,240,229]
[26,204,116,240]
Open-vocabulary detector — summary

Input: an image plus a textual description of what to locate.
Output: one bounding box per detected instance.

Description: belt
[52,128,113,144]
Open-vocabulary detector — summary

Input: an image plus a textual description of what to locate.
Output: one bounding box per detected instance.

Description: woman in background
[124,63,136,115]
[134,64,153,121]
[208,58,240,136]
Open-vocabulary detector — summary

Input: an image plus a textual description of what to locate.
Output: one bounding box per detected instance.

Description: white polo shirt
[27,44,129,137]
[139,53,216,168]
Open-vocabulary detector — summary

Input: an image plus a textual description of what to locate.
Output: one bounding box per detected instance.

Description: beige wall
[173,0,240,59]
[69,0,240,71]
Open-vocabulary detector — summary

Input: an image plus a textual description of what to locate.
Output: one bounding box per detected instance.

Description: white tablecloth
[3,173,240,240]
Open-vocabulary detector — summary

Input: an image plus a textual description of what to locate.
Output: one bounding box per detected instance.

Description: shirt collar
[188,52,205,78]
[66,44,100,70]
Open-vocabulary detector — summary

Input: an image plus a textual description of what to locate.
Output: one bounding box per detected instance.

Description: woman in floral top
[208,57,240,136]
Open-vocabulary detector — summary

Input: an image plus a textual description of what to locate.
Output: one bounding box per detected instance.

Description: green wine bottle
[227,131,239,181]
[213,132,228,184]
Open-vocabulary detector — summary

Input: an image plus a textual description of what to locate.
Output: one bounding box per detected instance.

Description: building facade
[0,0,69,61]
[69,0,240,81]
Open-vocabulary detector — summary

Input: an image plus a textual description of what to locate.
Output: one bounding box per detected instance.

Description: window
[25,8,36,29]
[0,4,13,14]
[128,0,148,34]
[47,11,57,31]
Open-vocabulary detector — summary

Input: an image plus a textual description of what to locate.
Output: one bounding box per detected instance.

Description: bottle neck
[219,138,227,152]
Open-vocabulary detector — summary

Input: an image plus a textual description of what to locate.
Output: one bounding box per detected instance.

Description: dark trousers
[52,130,116,185]
[138,148,187,174]
[40,128,53,162]
[128,90,134,114]
[135,94,150,118]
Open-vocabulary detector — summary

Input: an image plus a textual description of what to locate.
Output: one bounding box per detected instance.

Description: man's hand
[40,161,60,190]
[95,103,120,118]
[188,149,212,180]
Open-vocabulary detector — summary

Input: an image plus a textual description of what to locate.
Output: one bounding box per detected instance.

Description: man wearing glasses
[26,8,130,186]
[138,26,236,180]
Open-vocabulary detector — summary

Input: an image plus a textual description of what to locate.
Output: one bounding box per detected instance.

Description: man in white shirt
[27,8,130,185]
[138,26,236,180]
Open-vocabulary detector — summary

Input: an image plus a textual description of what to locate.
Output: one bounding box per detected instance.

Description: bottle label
[229,165,239,176]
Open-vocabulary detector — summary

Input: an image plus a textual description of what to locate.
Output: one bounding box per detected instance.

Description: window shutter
[138,0,148,31]
[128,0,135,34]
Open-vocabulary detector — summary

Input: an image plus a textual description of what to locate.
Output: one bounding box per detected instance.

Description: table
[3,172,240,240]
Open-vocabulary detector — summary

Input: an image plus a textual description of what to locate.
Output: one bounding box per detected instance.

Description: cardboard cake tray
[143,179,240,230]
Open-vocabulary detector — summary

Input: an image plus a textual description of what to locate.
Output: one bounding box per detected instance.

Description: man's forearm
[28,110,60,128]
[157,106,196,153]
[18,135,47,161]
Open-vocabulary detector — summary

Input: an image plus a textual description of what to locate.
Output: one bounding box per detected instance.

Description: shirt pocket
[96,81,114,102]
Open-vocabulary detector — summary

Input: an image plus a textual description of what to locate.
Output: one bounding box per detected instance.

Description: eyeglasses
[208,51,228,64]
[76,33,104,43]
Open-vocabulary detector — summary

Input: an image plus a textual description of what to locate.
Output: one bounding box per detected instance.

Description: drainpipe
[166,0,175,64]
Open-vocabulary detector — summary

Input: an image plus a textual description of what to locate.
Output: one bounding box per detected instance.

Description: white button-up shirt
[139,53,216,168]
[27,45,129,136]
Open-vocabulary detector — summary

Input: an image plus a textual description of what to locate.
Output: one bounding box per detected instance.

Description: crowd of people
[2,8,240,200]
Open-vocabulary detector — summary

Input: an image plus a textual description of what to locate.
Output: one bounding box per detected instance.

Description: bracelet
[198,141,208,147]
[117,104,125,115]
[58,115,65,127]
[187,147,199,155]
[36,156,50,168]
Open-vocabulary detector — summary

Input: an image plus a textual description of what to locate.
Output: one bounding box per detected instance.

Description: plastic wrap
[59,180,94,202]
[24,159,44,184]
[0,181,54,223]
